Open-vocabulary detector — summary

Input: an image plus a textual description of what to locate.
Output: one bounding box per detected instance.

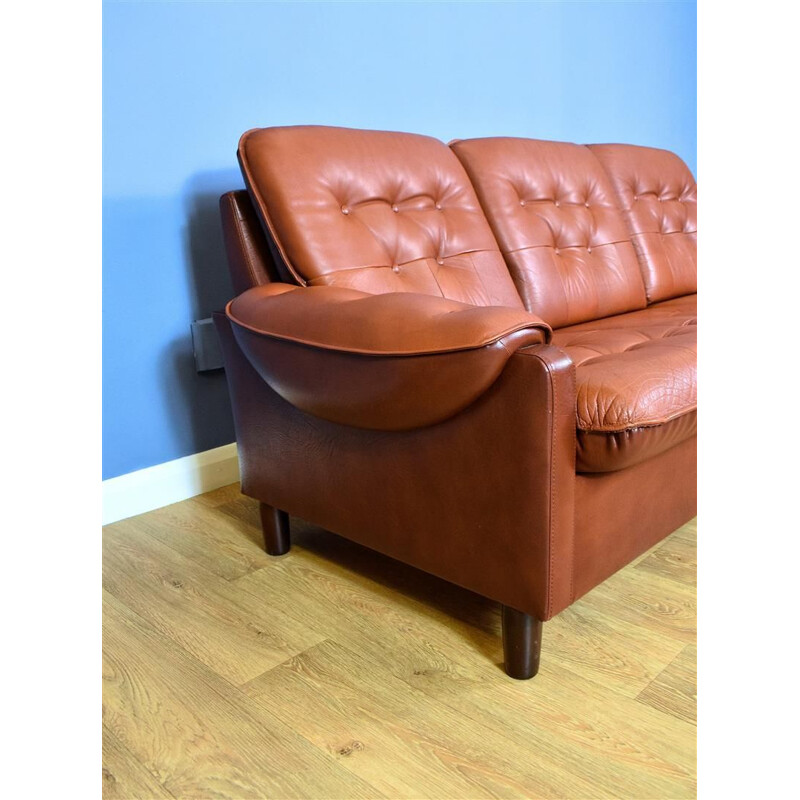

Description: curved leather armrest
[226,284,552,430]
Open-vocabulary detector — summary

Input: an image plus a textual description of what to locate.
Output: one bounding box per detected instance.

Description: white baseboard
[103,442,240,525]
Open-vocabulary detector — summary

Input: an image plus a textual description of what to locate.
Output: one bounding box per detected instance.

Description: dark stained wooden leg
[259,503,290,556]
[501,605,543,679]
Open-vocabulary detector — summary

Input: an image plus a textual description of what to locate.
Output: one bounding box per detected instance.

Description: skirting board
[103,442,240,525]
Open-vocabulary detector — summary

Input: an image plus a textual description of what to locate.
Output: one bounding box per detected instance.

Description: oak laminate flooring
[234,523,695,798]
[637,644,698,725]
[103,523,324,684]
[244,638,602,799]
[102,725,175,800]
[103,483,696,799]
[103,590,380,799]
[635,519,697,587]
[235,519,683,697]
[585,568,696,645]
[129,499,271,581]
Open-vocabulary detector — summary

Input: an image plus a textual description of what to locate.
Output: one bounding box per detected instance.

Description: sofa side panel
[216,313,576,621]
[219,190,285,293]
[573,435,696,600]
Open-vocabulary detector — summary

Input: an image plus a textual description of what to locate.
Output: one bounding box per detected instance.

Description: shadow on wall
[161,168,245,459]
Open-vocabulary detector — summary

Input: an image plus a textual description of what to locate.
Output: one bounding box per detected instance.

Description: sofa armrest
[226,283,552,431]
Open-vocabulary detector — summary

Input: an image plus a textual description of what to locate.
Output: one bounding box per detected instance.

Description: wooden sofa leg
[501,605,543,679]
[259,503,290,556]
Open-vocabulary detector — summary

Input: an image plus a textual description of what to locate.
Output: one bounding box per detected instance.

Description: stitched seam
[426,254,447,298]
[519,347,576,615]
[522,350,559,620]
[568,362,576,604]
[578,402,697,431]
[304,248,497,278]
[469,250,504,306]
[504,238,632,257]
[547,357,557,618]
[227,304,548,356]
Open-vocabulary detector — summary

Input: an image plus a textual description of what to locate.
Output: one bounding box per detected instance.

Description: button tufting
[435,203,443,210]
[341,206,350,215]
[587,246,592,253]
[392,265,400,273]
[555,200,561,207]
[554,248,561,255]
[392,204,399,212]
[519,200,526,206]
[584,201,590,208]
[436,258,444,265]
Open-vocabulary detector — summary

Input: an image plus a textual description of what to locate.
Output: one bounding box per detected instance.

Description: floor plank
[234,521,695,798]
[637,644,698,725]
[103,725,175,800]
[584,566,696,645]
[103,522,324,684]
[128,498,271,581]
[244,638,601,799]
[635,520,697,587]
[103,590,381,799]
[103,484,696,799]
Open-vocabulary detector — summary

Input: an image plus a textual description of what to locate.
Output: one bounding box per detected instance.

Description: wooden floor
[103,483,696,799]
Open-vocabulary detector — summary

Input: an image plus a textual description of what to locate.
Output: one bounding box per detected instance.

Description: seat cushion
[552,295,697,472]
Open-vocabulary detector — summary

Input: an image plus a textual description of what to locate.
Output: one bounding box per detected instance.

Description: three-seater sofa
[215,125,697,679]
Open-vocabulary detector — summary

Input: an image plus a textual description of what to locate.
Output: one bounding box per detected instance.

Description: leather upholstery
[226,283,550,430]
[238,126,524,307]
[558,293,696,332]
[576,410,696,473]
[216,125,698,666]
[216,313,577,621]
[451,137,648,328]
[589,144,697,303]
[553,318,697,430]
[552,296,697,471]
[219,190,284,294]
[574,436,696,600]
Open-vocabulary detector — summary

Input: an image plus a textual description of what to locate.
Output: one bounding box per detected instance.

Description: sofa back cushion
[589,144,697,303]
[451,137,648,329]
[237,126,523,308]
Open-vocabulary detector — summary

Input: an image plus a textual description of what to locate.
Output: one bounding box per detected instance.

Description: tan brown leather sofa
[215,126,697,679]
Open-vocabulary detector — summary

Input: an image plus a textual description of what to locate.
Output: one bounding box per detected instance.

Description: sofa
[214,125,697,679]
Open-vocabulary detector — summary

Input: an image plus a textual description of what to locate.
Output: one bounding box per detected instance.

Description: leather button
[555,201,561,207]
[554,248,561,255]
[435,203,443,210]
[587,246,592,253]
[584,201,590,208]
[392,265,400,273]
[341,206,350,215]
[436,258,444,265]
[519,200,526,206]
[392,204,399,212]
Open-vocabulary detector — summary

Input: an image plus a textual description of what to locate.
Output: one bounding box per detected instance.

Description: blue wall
[103,0,696,480]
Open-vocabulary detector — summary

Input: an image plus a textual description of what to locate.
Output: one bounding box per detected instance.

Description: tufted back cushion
[589,144,697,303]
[451,137,648,329]
[237,126,523,308]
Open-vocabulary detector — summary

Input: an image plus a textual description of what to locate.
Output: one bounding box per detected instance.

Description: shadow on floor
[211,488,505,668]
